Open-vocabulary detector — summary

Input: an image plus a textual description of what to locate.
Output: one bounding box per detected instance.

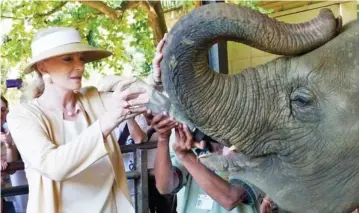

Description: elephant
[160,3,359,213]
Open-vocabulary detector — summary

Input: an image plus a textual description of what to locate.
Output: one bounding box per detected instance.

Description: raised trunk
[161,3,341,147]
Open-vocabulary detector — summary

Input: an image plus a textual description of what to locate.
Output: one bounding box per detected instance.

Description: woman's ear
[36,62,52,84]
[35,61,46,74]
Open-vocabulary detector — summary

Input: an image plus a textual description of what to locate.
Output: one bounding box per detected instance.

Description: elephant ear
[161,3,341,149]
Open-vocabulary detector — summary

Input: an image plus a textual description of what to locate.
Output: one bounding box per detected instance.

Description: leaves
[0,0,269,100]
[1,0,156,82]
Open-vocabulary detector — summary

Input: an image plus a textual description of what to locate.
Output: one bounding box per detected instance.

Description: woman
[1,96,17,213]
[7,27,150,213]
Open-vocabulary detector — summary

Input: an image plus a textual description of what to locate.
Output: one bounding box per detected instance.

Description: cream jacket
[7,87,134,213]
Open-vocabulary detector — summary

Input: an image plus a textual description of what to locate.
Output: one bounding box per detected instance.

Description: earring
[43,73,53,84]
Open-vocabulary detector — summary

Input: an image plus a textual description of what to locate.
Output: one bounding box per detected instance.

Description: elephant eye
[290,87,313,108]
[290,87,321,122]
[292,95,311,107]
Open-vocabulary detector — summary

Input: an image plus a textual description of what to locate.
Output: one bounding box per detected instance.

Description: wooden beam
[269,1,350,18]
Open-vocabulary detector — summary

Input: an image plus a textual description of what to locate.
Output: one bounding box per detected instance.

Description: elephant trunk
[161,3,341,148]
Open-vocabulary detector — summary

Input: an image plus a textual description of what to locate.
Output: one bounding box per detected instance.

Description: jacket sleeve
[7,105,109,181]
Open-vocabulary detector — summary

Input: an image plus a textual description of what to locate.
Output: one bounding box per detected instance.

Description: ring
[126,101,131,108]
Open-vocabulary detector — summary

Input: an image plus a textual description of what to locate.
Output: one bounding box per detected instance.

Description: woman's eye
[62,57,73,62]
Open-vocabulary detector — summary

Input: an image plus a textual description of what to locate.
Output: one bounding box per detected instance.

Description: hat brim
[24,43,112,73]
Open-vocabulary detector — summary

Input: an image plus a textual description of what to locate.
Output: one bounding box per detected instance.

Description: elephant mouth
[197,143,269,172]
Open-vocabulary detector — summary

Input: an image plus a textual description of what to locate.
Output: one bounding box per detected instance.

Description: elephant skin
[160,3,359,213]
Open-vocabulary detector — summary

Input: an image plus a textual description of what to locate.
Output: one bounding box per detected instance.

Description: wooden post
[202,0,229,74]
[135,149,149,213]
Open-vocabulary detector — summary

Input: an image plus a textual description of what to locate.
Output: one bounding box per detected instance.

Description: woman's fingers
[119,88,149,107]
[126,96,149,107]
[127,106,147,113]
[113,78,137,95]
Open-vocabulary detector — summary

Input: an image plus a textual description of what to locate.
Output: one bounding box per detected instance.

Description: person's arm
[146,113,180,194]
[7,107,111,182]
[1,132,19,162]
[174,125,248,210]
[7,80,148,182]
[127,118,146,144]
[154,135,179,194]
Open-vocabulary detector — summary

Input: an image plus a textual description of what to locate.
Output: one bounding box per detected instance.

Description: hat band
[31,29,82,57]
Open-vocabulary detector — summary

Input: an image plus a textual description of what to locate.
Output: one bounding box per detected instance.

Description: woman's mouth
[70,77,82,81]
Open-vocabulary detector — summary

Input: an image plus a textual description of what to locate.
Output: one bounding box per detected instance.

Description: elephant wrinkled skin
[160,3,359,213]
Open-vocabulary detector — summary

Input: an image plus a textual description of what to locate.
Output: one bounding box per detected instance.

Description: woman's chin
[70,83,82,90]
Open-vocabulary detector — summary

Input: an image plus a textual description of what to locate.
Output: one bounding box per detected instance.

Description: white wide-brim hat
[24,27,112,74]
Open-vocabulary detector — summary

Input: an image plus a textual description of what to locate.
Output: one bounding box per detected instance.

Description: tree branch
[78,1,168,45]
[78,1,122,19]
[35,2,67,18]
[1,2,67,20]
[1,15,25,20]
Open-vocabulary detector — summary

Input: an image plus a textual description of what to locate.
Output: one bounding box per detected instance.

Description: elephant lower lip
[198,149,270,172]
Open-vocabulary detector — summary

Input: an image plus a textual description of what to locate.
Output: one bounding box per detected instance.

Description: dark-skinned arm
[174,125,247,211]
[148,112,179,194]
[127,118,146,144]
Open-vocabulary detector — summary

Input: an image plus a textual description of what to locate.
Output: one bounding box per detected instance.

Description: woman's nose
[74,59,84,71]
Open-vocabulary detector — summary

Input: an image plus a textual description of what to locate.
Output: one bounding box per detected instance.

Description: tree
[0,0,268,100]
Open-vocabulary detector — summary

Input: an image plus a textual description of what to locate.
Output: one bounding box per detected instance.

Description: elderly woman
[7,27,155,213]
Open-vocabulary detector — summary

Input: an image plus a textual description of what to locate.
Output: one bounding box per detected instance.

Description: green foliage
[0,0,155,83]
[0,0,269,102]
[229,0,274,14]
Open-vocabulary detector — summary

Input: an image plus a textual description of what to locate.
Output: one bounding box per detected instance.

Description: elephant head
[161,3,359,213]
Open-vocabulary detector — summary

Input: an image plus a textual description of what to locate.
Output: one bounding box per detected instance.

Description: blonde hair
[20,71,44,101]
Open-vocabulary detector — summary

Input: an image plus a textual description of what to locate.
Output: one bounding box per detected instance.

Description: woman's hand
[110,78,149,123]
[174,124,204,160]
[152,34,167,85]
[100,78,149,138]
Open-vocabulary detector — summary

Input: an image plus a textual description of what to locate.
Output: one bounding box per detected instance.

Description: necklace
[62,104,80,117]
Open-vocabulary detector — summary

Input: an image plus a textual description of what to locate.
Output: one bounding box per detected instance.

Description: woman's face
[37,53,85,91]
[1,100,8,126]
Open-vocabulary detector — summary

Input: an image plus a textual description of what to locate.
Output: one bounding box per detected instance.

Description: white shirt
[61,113,116,213]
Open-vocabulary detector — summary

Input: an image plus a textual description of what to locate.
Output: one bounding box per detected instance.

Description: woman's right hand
[100,78,149,138]
[110,78,149,123]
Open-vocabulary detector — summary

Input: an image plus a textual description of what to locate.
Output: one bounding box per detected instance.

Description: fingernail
[163,111,167,116]
[183,124,187,129]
